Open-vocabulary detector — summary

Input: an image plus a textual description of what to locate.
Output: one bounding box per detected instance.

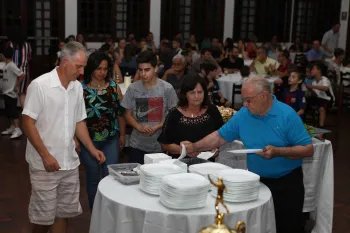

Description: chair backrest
[232,84,242,104]
[340,72,350,86]
[294,53,306,68]
[327,69,337,81]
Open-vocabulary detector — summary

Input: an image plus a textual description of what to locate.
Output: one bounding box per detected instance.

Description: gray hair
[60,41,87,61]
[243,76,272,94]
[172,53,186,63]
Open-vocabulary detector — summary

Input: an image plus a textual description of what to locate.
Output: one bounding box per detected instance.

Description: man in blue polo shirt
[182,76,313,233]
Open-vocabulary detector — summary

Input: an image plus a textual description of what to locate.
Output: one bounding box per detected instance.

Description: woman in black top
[158,74,224,157]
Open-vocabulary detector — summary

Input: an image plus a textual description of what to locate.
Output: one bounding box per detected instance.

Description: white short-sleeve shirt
[22,68,87,170]
[312,76,333,101]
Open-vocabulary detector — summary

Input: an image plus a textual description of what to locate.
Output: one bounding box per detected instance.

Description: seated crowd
[0,25,344,233]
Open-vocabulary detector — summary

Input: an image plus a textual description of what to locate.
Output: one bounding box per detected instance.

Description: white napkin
[197,149,218,160]
[178,144,187,160]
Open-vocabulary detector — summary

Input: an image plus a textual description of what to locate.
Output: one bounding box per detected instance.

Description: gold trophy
[198,175,246,233]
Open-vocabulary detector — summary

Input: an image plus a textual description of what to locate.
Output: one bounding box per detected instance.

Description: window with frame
[234,0,256,40]
[78,0,113,41]
[179,0,191,41]
[295,1,314,42]
[79,0,149,41]
[115,0,127,39]
[34,0,53,56]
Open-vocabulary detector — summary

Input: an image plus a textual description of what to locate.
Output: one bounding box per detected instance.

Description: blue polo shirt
[306,49,325,60]
[218,96,311,178]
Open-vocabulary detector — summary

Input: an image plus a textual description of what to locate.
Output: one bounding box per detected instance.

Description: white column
[339,0,350,49]
[150,0,161,47]
[65,0,78,38]
[223,0,235,39]
[289,0,295,43]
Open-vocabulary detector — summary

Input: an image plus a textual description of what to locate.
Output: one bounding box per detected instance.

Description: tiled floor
[0,111,349,233]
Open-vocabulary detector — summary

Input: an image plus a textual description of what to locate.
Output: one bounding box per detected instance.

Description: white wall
[339,0,350,50]
[223,0,235,40]
[149,0,161,47]
[65,0,78,38]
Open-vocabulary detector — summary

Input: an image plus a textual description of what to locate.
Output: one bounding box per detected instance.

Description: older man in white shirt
[322,23,340,58]
[22,42,105,233]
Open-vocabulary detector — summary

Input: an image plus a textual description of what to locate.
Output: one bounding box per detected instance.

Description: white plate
[189,163,231,176]
[140,164,184,176]
[213,169,260,183]
[162,173,209,190]
[228,149,263,154]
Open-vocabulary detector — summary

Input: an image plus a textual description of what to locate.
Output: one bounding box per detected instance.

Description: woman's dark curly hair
[178,74,209,108]
[84,51,113,84]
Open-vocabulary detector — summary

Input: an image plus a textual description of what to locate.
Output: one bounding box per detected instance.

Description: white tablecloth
[244,60,253,67]
[90,176,276,233]
[216,139,334,233]
[216,74,280,103]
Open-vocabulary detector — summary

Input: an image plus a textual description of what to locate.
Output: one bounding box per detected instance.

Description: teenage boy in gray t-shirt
[121,51,178,164]
[1,46,24,139]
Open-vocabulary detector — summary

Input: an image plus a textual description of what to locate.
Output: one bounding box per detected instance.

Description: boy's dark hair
[201,48,212,55]
[342,58,350,67]
[334,48,345,58]
[136,50,157,67]
[3,46,14,59]
[290,70,305,81]
[200,62,217,75]
[312,62,324,75]
[240,65,250,78]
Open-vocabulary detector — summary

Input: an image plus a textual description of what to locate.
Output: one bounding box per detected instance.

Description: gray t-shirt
[121,79,178,152]
[1,62,23,98]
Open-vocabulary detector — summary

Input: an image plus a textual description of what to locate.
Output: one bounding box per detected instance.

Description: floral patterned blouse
[82,80,124,141]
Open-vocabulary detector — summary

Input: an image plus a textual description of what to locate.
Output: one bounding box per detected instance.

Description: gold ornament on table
[198,175,246,233]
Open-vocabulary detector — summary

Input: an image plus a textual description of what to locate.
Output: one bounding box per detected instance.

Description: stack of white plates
[210,169,260,202]
[144,153,172,164]
[159,159,188,172]
[160,173,210,209]
[189,162,232,178]
[139,164,184,195]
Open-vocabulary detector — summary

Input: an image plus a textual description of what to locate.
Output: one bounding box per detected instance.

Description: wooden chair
[338,72,350,113]
[232,83,242,109]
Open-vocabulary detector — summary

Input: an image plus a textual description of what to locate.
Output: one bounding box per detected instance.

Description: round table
[216,74,281,103]
[90,176,276,233]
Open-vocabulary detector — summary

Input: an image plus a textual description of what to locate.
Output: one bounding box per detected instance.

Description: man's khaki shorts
[28,167,82,225]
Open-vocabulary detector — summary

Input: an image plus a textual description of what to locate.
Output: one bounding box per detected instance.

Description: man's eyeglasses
[241,92,263,105]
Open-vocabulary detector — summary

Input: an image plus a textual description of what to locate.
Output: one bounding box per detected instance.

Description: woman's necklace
[90,81,108,94]
[185,107,202,118]
[90,81,107,89]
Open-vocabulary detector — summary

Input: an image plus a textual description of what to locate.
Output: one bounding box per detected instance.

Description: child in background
[200,62,232,107]
[306,63,334,127]
[240,65,250,83]
[1,46,24,138]
[281,71,306,117]
[302,64,314,96]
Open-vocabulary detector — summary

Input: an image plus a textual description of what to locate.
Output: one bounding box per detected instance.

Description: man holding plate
[182,76,313,233]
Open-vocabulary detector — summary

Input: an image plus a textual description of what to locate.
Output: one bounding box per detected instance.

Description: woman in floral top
[81,51,126,209]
